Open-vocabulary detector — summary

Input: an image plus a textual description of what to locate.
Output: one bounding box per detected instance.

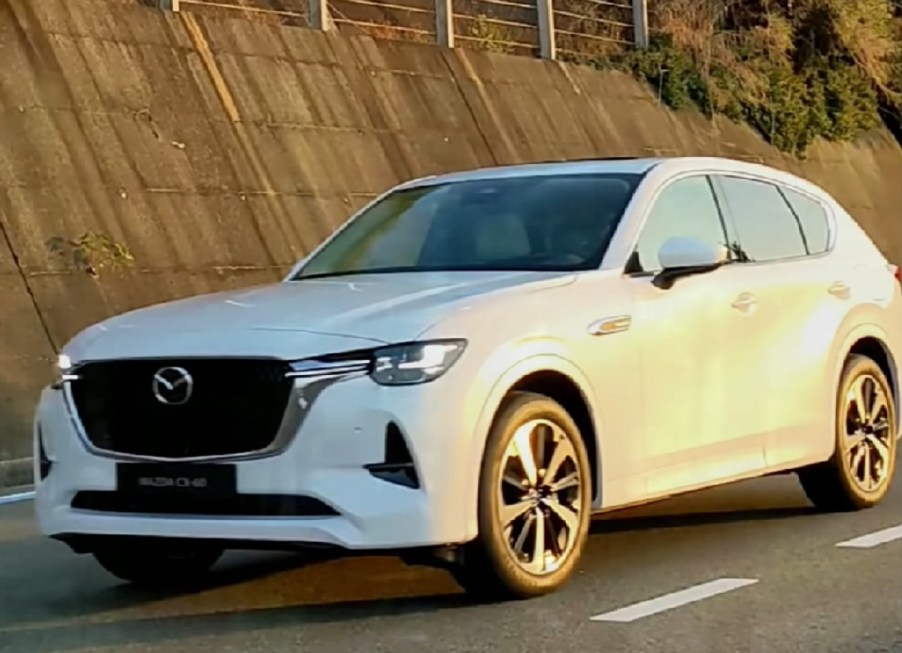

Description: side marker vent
[364,422,420,489]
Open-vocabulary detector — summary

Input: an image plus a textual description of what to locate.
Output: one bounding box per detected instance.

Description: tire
[798,354,898,512]
[92,540,223,588]
[452,391,592,600]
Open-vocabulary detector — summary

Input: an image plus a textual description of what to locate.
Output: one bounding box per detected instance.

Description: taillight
[889,263,901,285]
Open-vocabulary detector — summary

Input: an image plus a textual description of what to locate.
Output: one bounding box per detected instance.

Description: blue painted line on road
[0,490,35,506]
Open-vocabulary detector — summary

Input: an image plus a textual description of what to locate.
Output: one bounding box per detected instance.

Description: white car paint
[34,156,902,554]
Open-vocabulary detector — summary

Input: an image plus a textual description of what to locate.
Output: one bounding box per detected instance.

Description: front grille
[69,358,292,459]
[71,491,338,517]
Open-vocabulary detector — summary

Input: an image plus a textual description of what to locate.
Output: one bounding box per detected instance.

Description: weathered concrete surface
[1,0,902,480]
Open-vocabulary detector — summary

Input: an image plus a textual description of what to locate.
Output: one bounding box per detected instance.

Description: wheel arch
[506,370,600,502]
[832,323,901,441]
[465,355,604,541]
[847,337,898,406]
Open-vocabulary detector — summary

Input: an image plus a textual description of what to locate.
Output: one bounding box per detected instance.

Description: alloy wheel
[844,373,894,492]
[497,418,584,575]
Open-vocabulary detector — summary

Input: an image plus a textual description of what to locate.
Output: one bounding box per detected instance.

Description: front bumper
[33,370,476,551]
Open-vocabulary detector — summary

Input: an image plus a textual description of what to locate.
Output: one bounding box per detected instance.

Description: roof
[401,157,665,189]
[399,156,827,200]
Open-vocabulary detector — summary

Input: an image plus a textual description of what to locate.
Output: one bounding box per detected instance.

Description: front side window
[293,173,643,279]
[716,176,808,262]
[632,175,730,273]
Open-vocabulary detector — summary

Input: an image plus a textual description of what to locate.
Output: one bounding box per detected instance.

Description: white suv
[34,157,901,599]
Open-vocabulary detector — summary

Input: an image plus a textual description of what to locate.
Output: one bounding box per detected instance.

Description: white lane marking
[590,578,759,623]
[836,524,902,549]
[0,491,35,506]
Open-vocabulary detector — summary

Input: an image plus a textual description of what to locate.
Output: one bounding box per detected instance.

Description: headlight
[371,339,466,386]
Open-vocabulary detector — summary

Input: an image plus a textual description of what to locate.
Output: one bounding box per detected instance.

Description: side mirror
[653,237,726,289]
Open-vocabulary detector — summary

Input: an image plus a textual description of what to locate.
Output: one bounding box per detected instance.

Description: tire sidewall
[476,392,592,597]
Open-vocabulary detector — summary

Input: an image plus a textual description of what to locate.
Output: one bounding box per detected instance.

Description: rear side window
[716,176,807,263]
[781,188,831,254]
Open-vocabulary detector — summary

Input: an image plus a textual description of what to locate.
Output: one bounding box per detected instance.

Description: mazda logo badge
[152,366,194,406]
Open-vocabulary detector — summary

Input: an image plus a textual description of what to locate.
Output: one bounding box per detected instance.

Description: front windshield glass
[293,172,643,279]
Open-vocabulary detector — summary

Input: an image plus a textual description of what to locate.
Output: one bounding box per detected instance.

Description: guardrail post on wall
[633,0,649,48]
[536,0,556,60]
[435,0,454,48]
[158,0,180,10]
[310,0,334,31]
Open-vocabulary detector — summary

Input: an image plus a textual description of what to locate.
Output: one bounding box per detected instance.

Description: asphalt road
[1,472,900,653]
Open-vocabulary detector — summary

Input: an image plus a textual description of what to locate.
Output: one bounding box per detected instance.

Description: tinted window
[294,173,643,278]
[717,176,807,262]
[633,176,729,273]
[782,187,831,254]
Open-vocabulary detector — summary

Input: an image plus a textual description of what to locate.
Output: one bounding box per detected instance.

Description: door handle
[731,293,757,311]
[828,281,850,298]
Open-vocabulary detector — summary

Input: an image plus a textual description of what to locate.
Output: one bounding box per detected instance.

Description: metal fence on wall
[158,0,650,58]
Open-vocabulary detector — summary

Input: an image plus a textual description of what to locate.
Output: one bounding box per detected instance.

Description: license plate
[117,463,236,495]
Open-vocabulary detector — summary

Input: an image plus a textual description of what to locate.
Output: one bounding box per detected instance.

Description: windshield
[292,172,643,279]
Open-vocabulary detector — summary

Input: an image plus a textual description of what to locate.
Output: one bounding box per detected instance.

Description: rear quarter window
[781,188,831,255]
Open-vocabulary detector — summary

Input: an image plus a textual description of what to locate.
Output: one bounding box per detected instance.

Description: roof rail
[533,156,641,163]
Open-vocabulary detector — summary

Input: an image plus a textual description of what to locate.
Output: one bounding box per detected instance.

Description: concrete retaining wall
[2,0,902,482]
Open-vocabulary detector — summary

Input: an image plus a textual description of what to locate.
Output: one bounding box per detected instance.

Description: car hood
[67,271,575,362]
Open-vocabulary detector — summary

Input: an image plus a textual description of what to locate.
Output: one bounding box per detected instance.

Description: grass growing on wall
[581,0,902,155]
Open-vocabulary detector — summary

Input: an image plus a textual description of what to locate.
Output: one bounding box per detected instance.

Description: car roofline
[396,157,665,190]
[393,156,828,193]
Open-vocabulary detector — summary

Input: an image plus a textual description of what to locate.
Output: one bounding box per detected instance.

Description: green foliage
[730,57,880,153]
[621,39,712,113]
[592,0,901,155]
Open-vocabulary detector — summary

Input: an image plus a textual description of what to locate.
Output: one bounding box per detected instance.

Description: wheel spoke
[869,388,888,423]
[867,435,891,470]
[844,432,866,454]
[535,424,548,472]
[502,470,525,490]
[549,471,580,493]
[852,380,869,424]
[529,508,546,573]
[500,498,534,528]
[850,443,866,476]
[545,496,579,533]
[512,511,535,557]
[546,511,562,557]
[863,445,875,490]
[545,436,573,483]
[513,426,538,487]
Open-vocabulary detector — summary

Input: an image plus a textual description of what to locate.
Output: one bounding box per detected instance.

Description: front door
[625,174,767,497]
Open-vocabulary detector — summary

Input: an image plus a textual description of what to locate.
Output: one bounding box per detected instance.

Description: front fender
[458,347,602,542]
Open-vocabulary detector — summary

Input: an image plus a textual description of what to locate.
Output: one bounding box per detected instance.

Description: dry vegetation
[179,0,902,153]
[612,0,902,153]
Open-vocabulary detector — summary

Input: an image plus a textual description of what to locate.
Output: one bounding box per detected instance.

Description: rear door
[711,175,842,469]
